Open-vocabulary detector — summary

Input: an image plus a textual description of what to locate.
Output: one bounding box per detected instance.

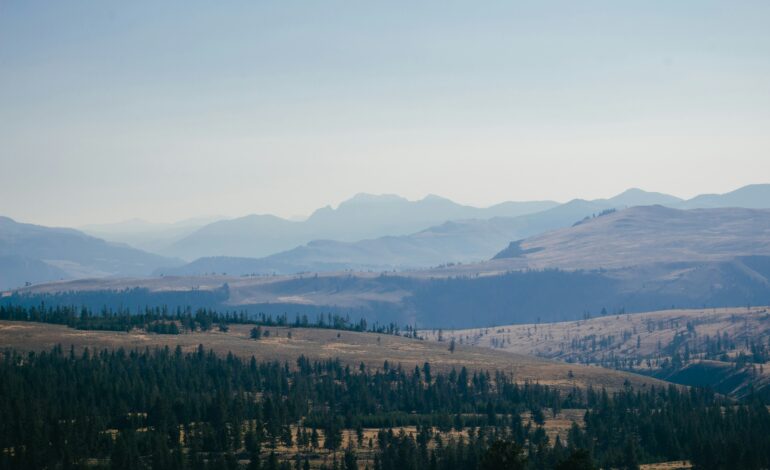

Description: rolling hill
[0,216,182,290]
[491,205,770,270]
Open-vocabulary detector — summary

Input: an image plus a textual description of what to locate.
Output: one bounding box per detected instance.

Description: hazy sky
[1,1,769,227]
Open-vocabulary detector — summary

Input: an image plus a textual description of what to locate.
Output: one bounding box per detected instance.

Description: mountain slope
[604,187,684,207]
[492,206,770,270]
[0,216,182,289]
[0,255,69,290]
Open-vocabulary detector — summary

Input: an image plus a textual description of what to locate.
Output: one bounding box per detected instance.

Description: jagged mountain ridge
[162,193,558,260]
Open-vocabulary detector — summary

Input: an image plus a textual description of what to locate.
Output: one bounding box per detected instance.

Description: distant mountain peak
[605,188,683,207]
[340,193,409,206]
[421,194,453,202]
[240,213,292,222]
[615,187,648,196]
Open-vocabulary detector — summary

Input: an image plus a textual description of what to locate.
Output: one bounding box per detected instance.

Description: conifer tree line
[0,304,416,337]
[2,345,770,469]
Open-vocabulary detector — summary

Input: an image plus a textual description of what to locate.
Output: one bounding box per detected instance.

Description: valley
[5,4,770,467]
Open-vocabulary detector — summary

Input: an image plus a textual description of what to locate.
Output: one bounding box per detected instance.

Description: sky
[1,0,769,227]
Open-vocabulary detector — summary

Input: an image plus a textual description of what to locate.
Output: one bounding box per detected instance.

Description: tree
[622,436,640,470]
[111,431,140,470]
[248,451,262,470]
[480,440,526,470]
[344,445,358,470]
[324,420,343,452]
[251,326,262,340]
[555,449,596,470]
[151,433,172,470]
[266,451,279,470]
[310,428,320,449]
[448,338,456,354]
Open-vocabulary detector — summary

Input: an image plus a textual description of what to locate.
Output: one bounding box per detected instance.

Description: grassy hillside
[421,306,770,398]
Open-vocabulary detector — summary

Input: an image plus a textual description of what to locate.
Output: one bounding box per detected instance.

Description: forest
[1,342,770,469]
[0,304,414,338]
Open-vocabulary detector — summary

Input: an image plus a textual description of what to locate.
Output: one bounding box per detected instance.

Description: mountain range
[2,184,770,291]
[159,184,770,276]
[156,198,615,276]
[159,194,558,261]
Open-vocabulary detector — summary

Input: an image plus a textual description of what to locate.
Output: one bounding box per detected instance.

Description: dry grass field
[0,320,666,393]
[422,306,770,364]
[639,461,692,470]
[420,305,770,398]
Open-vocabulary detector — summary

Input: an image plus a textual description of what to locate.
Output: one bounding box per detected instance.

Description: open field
[0,320,666,392]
